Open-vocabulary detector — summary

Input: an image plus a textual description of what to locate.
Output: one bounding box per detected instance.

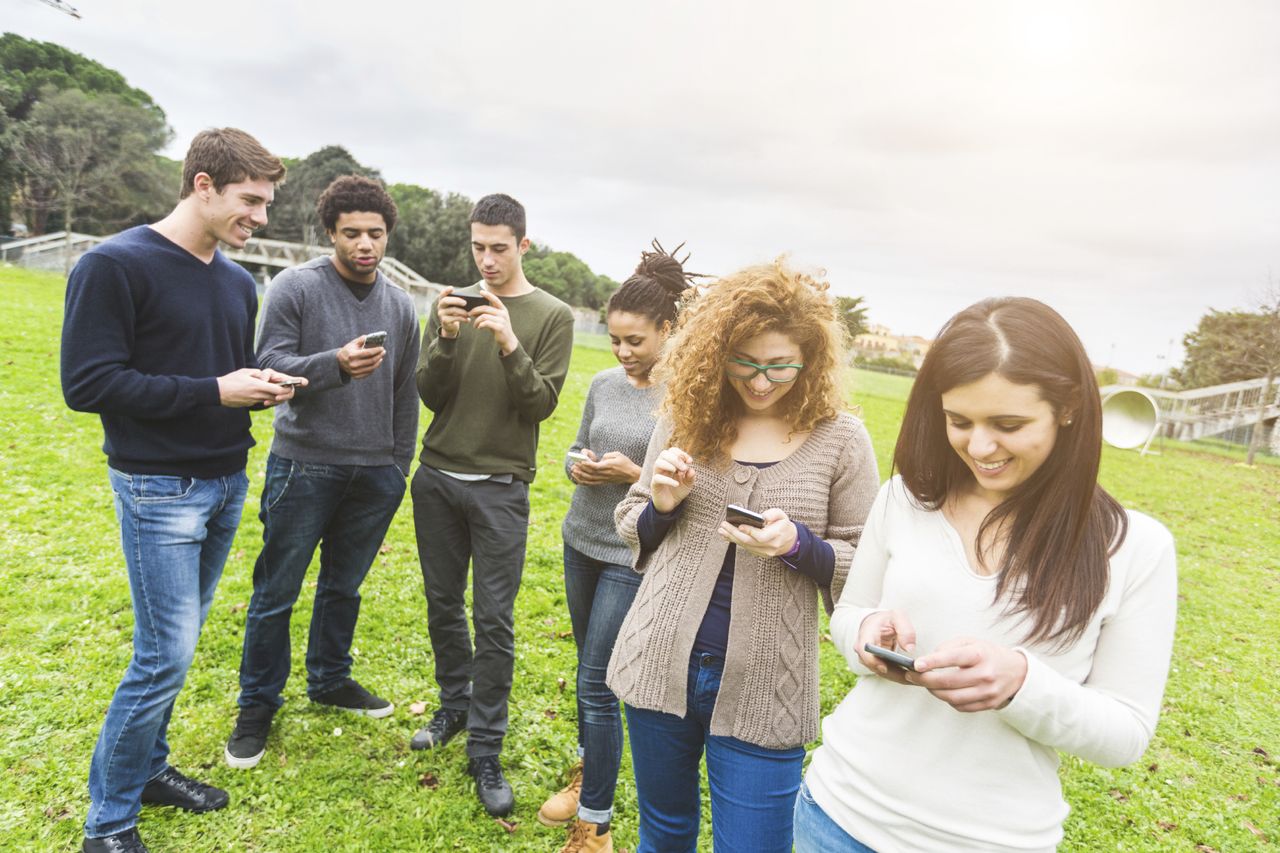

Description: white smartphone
[567,450,593,463]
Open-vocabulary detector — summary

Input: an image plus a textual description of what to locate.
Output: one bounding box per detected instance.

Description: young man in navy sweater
[61,128,294,853]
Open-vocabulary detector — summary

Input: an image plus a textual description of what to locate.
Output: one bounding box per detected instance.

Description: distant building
[852,324,932,368]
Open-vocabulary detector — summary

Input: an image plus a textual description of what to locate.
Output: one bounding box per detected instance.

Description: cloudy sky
[8,0,1279,373]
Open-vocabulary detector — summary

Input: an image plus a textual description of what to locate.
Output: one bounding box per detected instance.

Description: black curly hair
[316,175,398,233]
[606,240,701,329]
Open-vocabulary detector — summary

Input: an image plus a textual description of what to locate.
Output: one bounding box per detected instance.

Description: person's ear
[192,172,215,200]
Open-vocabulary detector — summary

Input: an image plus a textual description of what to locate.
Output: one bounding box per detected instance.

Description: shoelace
[562,820,592,851]
[158,770,206,798]
[473,758,503,788]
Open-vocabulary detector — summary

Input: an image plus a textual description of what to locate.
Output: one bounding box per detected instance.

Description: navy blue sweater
[60,225,260,477]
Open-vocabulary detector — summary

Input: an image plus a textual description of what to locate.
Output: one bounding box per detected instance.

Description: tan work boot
[559,819,613,853]
[537,761,583,827]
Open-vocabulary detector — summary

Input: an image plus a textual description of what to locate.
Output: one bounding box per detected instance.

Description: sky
[7,0,1279,374]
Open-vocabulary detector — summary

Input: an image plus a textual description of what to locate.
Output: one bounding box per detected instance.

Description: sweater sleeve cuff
[637,500,683,553]
[780,522,836,585]
[194,377,222,407]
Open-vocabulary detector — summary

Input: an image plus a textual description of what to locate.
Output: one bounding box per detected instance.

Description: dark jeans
[563,544,641,821]
[411,466,529,757]
[238,453,406,710]
[625,654,806,853]
[88,468,247,838]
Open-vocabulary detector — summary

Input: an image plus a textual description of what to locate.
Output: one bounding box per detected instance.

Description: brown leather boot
[559,820,613,853]
[537,761,583,827]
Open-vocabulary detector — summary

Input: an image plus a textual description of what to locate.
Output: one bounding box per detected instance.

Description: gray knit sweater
[607,413,880,749]
[256,257,421,473]
[561,367,662,566]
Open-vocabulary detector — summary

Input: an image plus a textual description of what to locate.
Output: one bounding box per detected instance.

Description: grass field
[1,265,1277,852]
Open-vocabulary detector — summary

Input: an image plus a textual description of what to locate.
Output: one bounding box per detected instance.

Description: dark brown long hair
[894,297,1128,645]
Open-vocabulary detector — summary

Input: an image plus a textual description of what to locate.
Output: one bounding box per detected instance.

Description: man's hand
[436,286,469,339]
[470,290,519,356]
[218,368,295,408]
[718,508,798,558]
[337,334,384,379]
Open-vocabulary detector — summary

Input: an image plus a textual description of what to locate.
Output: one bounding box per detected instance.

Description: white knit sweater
[805,477,1178,853]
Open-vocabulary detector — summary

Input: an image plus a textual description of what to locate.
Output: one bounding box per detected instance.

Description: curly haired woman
[605,259,881,853]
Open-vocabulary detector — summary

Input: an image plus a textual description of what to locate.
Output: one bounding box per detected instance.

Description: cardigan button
[733,468,753,484]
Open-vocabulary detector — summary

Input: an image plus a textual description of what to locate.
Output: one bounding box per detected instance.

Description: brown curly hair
[656,258,847,463]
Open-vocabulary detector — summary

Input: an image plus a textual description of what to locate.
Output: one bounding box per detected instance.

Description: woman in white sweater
[798,297,1178,853]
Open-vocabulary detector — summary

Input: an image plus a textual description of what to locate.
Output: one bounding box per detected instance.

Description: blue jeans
[625,654,806,853]
[238,453,406,709]
[794,780,878,852]
[563,544,641,822]
[86,468,248,838]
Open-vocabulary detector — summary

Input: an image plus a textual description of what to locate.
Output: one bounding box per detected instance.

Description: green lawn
[0,265,1276,852]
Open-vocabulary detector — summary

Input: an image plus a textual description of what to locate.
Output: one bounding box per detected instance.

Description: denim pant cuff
[578,804,613,824]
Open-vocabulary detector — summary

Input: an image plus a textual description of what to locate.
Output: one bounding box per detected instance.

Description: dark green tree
[15,86,170,271]
[1,32,166,234]
[524,245,616,309]
[262,145,379,244]
[386,184,474,286]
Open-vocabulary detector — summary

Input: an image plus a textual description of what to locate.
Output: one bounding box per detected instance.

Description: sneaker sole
[338,702,394,719]
[224,746,265,769]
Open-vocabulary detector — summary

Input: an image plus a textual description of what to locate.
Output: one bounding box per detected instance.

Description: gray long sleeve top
[256,257,421,473]
[561,367,662,566]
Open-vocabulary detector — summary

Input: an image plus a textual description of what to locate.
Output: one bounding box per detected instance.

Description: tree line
[0,33,618,306]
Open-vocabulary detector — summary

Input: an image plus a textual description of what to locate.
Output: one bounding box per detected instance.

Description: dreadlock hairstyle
[655,257,847,465]
[606,239,700,330]
[894,297,1129,646]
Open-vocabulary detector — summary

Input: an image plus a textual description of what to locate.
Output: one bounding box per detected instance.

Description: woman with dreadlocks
[539,242,697,853]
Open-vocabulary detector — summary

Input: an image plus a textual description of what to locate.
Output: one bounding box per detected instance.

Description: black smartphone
[457,292,488,311]
[362,330,387,348]
[864,643,917,671]
[725,503,766,529]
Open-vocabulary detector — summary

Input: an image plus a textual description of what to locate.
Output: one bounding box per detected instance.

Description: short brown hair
[180,127,286,198]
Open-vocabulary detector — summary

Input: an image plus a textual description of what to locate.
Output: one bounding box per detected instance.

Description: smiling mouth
[973,458,1012,473]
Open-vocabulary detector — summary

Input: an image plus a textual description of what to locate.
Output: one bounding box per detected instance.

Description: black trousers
[411,465,529,757]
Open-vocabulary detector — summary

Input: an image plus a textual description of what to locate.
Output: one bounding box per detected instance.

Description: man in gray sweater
[225,176,421,769]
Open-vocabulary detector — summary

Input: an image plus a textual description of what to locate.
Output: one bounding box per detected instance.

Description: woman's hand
[650,446,695,512]
[855,609,918,684]
[718,508,798,558]
[907,638,1028,712]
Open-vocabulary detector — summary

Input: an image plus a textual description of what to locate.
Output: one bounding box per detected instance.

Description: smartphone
[864,643,917,671]
[725,503,766,529]
[362,331,387,348]
[276,379,303,388]
[457,292,488,311]
[567,450,593,463]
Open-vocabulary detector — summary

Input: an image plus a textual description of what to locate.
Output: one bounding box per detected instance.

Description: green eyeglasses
[726,358,805,383]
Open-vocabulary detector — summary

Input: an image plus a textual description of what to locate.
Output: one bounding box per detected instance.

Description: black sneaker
[409,707,467,750]
[82,828,148,852]
[309,679,394,718]
[468,754,514,817]
[225,704,275,769]
[140,766,229,813]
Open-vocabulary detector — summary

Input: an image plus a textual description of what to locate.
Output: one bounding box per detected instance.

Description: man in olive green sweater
[410,194,574,817]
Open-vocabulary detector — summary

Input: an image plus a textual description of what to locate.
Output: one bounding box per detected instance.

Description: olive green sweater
[416,283,574,482]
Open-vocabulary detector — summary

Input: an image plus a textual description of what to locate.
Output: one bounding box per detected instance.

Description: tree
[14,86,170,273]
[386,184,475,286]
[835,295,869,340]
[524,244,617,309]
[262,145,380,244]
[1174,290,1280,465]
[1,33,165,234]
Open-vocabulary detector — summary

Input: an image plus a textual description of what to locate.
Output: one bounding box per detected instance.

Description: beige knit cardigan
[606,412,880,749]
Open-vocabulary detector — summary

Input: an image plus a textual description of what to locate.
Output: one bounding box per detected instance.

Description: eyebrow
[731,351,798,363]
[942,410,1034,420]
